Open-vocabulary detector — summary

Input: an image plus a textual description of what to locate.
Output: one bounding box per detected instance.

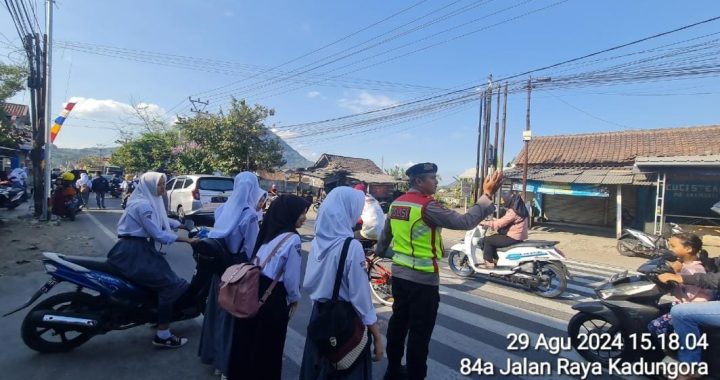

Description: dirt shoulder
[0,204,105,277]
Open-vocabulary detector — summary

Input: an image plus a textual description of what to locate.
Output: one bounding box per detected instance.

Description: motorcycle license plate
[211,196,227,203]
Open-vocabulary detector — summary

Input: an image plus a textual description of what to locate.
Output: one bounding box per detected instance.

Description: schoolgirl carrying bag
[218,233,293,318]
[306,237,369,370]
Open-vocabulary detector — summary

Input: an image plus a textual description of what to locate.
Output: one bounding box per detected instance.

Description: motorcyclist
[477,192,529,269]
[51,172,79,218]
[658,244,720,374]
[107,172,198,348]
[121,174,135,209]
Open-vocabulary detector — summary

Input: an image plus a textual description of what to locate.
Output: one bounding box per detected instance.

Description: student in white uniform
[300,186,384,379]
[227,194,310,380]
[198,172,266,378]
[107,172,198,348]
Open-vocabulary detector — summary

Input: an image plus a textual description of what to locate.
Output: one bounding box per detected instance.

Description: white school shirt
[254,233,303,304]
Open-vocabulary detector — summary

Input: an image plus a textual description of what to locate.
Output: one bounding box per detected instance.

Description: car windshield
[198,178,233,192]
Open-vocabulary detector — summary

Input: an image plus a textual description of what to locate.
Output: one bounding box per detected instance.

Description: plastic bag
[360,195,386,240]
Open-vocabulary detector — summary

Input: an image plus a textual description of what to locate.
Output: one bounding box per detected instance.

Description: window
[166,179,175,190]
[173,178,186,190]
[198,178,234,192]
[183,178,194,189]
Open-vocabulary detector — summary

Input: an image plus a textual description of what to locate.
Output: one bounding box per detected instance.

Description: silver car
[166,175,234,222]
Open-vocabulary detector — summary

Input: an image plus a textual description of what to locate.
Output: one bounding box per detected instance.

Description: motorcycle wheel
[368,258,394,306]
[531,262,567,298]
[21,292,98,353]
[616,239,639,257]
[447,250,474,278]
[312,203,319,212]
[7,201,19,210]
[568,312,625,363]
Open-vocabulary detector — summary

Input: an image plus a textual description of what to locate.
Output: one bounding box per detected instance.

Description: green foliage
[174,98,285,174]
[110,131,178,173]
[0,62,28,147]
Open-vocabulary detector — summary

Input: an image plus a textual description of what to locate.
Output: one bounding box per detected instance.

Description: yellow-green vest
[389,192,443,273]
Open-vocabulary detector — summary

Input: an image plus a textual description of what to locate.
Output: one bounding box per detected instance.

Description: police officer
[376,163,502,380]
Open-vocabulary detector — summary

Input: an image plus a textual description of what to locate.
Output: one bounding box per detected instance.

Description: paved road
[0,198,645,379]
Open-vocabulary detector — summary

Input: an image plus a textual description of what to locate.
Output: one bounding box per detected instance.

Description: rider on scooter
[107,172,198,349]
[477,192,529,269]
[658,242,720,376]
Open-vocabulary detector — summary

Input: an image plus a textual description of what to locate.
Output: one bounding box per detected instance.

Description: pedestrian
[198,172,267,379]
[300,186,384,380]
[76,172,92,207]
[91,171,109,209]
[226,194,310,380]
[107,172,198,348]
[376,163,502,380]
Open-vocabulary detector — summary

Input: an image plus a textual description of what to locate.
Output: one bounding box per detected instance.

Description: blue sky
[2,0,720,183]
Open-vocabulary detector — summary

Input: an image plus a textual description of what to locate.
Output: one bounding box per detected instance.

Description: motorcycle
[2,221,212,353]
[567,254,720,377]
[447,225,571,298]
[617,223,683,258]
[0,185,26,210]
[109,182,122,198]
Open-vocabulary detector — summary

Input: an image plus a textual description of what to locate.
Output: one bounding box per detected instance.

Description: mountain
[274,135,314,169]
[49,135,312,170]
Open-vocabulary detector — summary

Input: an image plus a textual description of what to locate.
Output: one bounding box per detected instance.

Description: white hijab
[310,186,364,261]
[209,172,264,239]
[124,172,171,232]
[76,173,91,187]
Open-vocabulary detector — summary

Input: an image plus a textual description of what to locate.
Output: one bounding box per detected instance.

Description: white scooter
[448,225,571,298]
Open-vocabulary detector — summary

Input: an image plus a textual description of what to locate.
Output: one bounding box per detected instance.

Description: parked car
[166,175,234,226]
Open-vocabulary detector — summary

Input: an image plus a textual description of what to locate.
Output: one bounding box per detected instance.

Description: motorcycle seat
[58,254,127,278]
[498,240,559,251]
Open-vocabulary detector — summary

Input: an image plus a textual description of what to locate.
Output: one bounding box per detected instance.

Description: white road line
[566,259,636,273]
[85,212,118,243]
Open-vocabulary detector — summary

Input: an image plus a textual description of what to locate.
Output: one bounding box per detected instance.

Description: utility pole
[42,0,54,220]
[522,76,551,200]
[473,92,485,204]
[189,97,209,115]
[499,82,508,171]
[480,78,493,186]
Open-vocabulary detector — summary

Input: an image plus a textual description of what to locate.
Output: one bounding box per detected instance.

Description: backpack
[218,233,294,319]
[306,238,369,371]
[195,237,243,276]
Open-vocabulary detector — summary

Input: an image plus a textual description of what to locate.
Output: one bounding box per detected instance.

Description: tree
[110,131,178,173]
[385,165,408,181]
[174,98,285,174]
[0,62,28,147]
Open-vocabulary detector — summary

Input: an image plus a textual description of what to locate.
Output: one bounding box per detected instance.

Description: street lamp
[522,76,551,200]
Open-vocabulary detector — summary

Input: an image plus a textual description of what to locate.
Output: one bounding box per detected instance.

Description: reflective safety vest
[389,192,443,273]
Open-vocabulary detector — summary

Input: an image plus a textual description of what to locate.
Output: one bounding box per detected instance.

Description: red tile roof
[1,103,29,118]
[515,125,720,167]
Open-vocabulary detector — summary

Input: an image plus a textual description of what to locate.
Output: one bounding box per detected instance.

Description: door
[544,194,609,226]
[168,177,185,214]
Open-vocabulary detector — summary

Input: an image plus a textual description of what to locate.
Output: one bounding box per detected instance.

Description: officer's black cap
[405,162,438,177]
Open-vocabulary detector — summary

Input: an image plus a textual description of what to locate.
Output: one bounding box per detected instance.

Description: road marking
[85,212,118,243]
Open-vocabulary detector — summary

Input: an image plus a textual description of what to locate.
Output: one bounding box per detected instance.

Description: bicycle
[360,239,394,307]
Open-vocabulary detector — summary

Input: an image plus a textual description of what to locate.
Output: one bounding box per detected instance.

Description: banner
[49,101,77,143]
[512,181,609,197]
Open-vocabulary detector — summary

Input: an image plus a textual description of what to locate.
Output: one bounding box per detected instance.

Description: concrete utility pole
[522,76,551,200]
[42,0,54,220]
[473,92,485,204]
[499,82,508,171]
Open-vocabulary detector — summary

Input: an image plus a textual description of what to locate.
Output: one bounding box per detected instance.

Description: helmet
[61,172,75,181]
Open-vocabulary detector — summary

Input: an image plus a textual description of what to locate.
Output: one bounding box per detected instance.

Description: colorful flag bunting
[50,101,77,143]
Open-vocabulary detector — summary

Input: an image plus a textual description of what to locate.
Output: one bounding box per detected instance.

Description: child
[648,232,715,336]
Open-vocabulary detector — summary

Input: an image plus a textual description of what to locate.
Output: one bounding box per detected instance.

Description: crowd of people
[50,160,717,380]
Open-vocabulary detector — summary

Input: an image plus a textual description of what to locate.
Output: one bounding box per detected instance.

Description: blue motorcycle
[3,226,214,353]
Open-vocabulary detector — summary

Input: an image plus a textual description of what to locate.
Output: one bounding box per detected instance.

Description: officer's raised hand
[482,170,503,199]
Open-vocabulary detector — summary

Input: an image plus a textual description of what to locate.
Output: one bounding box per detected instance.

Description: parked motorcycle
[2,221,212,353]
[616,223,683,258]
[447,225,571,298]
[567,254,720,377]
[0,185,26,210]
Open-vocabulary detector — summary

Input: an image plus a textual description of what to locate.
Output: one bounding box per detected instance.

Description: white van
[166,175,234,223]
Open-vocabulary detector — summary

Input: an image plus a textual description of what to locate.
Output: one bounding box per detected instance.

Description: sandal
[477,262,496,269]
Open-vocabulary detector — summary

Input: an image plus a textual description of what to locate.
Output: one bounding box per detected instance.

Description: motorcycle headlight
[44,263,58,273]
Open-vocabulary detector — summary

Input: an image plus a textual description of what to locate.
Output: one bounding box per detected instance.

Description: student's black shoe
[152,334,188,349]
